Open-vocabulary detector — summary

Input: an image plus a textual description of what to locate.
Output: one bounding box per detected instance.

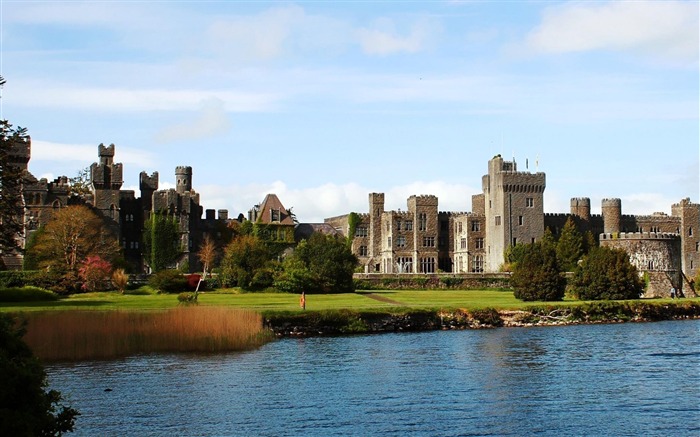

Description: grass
[2,288,698,313]
[17,307,271,361]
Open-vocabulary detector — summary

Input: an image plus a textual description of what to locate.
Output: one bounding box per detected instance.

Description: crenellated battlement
[600,232,680,241]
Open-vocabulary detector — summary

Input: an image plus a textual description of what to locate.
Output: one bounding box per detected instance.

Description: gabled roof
[255,193,295,225]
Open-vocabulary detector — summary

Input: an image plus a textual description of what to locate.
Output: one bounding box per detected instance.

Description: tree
[219,235,275,290]
[31,205,120,275]
[68,167,92,201]
[277,233,358,294]
[573,246,644,300]
[0,313,79,435]
[511,241,566,301]
[556,217,583,271]
[195,235,216,293]
[502,242,529,272]
[78,255,112,291]
[143,212,180,272]
[0,118,29,255]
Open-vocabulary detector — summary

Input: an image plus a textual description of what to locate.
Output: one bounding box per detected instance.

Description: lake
[47,320,700,436]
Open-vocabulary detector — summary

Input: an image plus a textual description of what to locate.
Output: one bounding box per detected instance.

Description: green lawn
[4,288,693,314]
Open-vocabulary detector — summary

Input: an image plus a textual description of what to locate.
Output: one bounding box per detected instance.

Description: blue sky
[2,1,698,222]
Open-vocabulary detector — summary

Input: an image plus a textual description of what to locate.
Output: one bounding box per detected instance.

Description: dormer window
[271,209,280,222]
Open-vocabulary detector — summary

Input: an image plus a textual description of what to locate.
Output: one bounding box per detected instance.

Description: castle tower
[601,198,622,234]
[407,195,439,273]
[90,144,123,227]
[570,197,591,222]
[368,193,385,265]
[175,166,192,194]
[671,198,699,282]
[482,155,546,272]
[139,171,159,214]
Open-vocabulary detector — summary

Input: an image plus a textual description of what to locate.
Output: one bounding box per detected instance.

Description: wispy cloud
[154,98,232,144]
[525,1,699,65]
[31,140,155,167]
[357,18,440,55]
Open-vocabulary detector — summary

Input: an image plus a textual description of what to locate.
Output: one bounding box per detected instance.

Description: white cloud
[196,180,479,223]
[526,1,699,64]
[12,81,278,113]
[154,98,232,144]
[31,140,155,167]
[357,18,439,55]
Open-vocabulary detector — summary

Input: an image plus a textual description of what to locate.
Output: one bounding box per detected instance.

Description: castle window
[460,238,467,249]
[518,216,524,226]
[512,238,517,246]
[689,227,693,237]
[271,209,280,222]
[471,221,480,232]
[397,257,412,273]
[526,198,534,208]
[396,236,406,247]
[386,221,390,231]
[397,221,402,231]
[359,246,368,256]
[472,255,484,273]
[420,257,435,273]
[458,222,463,233]
[423,236,435,247]
[495,216,501,226]
[355,226,368,237]
[696,242,699,252]
[388,237,392,247]
[475,238,484,249]
[418,213,427,231]
[404,220,413,231]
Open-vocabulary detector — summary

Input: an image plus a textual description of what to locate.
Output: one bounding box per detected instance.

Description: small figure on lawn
[300,291,306,310]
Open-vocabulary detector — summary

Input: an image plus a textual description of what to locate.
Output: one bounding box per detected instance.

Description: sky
[2,0,698,223]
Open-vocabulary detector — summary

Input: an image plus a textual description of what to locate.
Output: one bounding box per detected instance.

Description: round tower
[175,166,192,193]
[570,197,591,221]
[602,198,622,234]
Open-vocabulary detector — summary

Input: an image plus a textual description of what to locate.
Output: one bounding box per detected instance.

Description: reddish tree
[78,255,112,291]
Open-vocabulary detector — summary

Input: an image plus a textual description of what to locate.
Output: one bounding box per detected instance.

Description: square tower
[482,155,546,271]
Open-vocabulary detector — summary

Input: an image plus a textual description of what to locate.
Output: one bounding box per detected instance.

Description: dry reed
[19,307,272,361]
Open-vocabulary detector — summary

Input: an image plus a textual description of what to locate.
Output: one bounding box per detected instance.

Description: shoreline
[265,300,700,337]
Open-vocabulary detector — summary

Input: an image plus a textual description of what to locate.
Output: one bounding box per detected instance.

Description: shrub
[148,270,187,293]
[78,255,112,292]
[0,287,59,302]
[177,292,198,304]
[573,246,643,300]
[511,242,566,301]
[111,269,129,294]
[439,276,464,288]
[468,308,503,327]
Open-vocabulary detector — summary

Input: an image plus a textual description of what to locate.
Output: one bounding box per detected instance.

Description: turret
[175,166,192,194]
[602,198,622,234]
[570,197,591,222]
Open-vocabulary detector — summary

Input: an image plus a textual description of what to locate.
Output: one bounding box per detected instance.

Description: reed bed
[19,307,273,361]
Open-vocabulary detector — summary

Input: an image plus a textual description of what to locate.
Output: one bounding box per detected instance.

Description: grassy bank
[15,307,272,361]
[3,289,699,360]
[265,300,700,337]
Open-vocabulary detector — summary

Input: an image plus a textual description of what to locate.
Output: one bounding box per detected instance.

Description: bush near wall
[353,274,511,290]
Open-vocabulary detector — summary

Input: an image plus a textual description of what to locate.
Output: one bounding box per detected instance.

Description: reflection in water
[48,320,700,436]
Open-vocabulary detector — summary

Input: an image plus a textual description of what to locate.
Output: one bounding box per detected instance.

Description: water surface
[48,320,700,436]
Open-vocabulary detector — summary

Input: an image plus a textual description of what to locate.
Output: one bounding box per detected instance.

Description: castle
[326,155,699,297]
[3,141,699,298]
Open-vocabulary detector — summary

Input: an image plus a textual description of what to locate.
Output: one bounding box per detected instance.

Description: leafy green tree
[573,246,644,300]
[556,217,583,271]
[0,313,79,435]
[280,233,358,294]
[541,227,557,251]
[511,241,566,301]
[0,117,29,255]
[219,235,275,290]
[582,230,597,255]
[502,242,529,271]
[68,167,92,201]
[143,212,180,272]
